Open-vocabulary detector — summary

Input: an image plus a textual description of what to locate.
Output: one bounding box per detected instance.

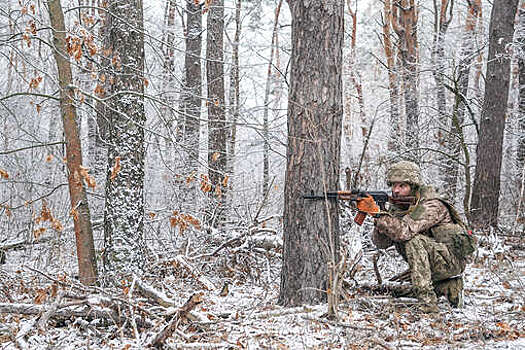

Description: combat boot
[434,276,464,308]
[415,288,439,314]
[446,277,464,308]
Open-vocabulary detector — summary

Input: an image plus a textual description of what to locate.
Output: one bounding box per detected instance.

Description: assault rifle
[303,190,416,225]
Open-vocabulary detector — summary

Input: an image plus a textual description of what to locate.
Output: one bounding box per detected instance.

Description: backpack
[434,200,477,258]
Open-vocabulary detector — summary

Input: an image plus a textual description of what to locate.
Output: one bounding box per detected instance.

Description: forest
[0,0,524,349]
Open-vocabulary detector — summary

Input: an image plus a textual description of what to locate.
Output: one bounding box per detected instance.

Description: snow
[0,228,524,349]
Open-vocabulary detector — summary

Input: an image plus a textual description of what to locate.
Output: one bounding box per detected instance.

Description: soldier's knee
[405,234,425,248]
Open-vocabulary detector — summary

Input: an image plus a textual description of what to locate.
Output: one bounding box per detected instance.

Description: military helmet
[387,161,422,187]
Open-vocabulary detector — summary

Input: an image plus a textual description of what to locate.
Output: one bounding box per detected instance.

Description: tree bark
[102,0,146,275]
[279,0,343,307]
[470,0,519,228]
[183,0,203,174]
[47,0,97,285]
[206,0,227,228]
[227,0,241,193]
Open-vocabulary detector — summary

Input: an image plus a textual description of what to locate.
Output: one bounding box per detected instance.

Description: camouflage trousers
[403,234,466,304]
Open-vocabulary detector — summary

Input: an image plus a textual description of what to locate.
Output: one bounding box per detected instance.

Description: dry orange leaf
[0,169,8,179]
[33,227,46,239]
[34,289,47,304]
[79,165,96,189]
[211,152,220,162]
[45,155,54,163]
[110,156,121,181]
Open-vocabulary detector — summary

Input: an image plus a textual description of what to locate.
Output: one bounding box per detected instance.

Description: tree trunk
[279,0,343,307]
[47,0,97,285]
[515,2,525,221]
[102,0,146,275]
[227,0,241,193]
[206,0,227,228]
[382,0,402,154]
[262,0,283,197]
[432,0,452,127]
[392,0,420,161]
[470,0,519,228]
[183,0,203,174]
[441,0,481,203]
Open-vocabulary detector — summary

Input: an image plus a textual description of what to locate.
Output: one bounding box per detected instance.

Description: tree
[517,3,525,178]
[47,0,97,285]
[182,0,203,174]
[441,0,482,204]
[102,0,147,275]
[262,0,283,196]
[227,0,242,192]
[381,0,402,154]
[470,0,519,228]
[206,0,227,228]
[392,0,420,161]
[279,0,344,307]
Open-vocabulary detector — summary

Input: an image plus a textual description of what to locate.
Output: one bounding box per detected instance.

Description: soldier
[372,161,475,313]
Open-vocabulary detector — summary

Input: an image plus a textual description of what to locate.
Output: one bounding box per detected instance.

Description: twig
[147,292,204,347]
[373,251,383,285]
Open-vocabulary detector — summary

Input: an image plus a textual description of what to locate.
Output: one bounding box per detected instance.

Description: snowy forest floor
[0,225,524,350]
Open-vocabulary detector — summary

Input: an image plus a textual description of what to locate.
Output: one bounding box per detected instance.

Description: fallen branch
[389,269,411,283]
[173,255,215,290]
[147,292,204,348]
[136,279,176,308]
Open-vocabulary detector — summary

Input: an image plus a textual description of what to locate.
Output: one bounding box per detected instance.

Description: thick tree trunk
[206,0,227,228]
[279,0,343,307]
[102,0,146,275]
[471,0,519,228]
[47,0,97,285]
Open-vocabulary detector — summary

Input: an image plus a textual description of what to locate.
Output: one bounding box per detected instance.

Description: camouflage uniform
[373,161,467,310]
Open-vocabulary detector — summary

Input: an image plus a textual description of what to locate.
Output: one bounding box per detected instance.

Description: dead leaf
[34,289,47,304]
[110,156,121,181]
[0,169,8,179]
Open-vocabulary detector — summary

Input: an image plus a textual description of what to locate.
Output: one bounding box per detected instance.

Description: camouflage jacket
[372,186,455,249]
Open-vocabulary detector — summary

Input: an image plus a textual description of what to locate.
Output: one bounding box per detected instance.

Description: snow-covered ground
[0,228,524,349]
